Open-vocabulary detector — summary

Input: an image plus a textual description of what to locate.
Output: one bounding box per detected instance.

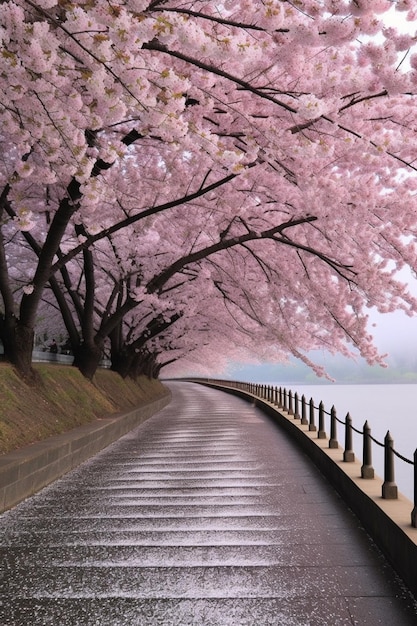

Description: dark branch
[142,40,297,114]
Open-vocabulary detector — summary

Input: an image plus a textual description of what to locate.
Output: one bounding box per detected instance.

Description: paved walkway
[1,382,417,625]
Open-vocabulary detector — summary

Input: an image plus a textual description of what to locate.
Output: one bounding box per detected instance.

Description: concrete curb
[198,382,417,599]
[0,391,171,513]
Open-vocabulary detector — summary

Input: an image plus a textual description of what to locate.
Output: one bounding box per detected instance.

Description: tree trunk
[110,347,135,379]
[129,351,159,380]
[72,341,103,380]
[109,327,134,378]
[0,314,36,381]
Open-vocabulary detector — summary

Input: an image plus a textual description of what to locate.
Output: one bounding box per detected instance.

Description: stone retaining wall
[0,391,171,513]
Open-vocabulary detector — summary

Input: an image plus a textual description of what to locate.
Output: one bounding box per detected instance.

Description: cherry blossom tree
[2,0,417,381]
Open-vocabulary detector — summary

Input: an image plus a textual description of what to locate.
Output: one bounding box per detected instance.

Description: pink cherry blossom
[0,0,417,381]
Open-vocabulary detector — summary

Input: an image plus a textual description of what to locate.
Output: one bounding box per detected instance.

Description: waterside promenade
[1,381,417,625]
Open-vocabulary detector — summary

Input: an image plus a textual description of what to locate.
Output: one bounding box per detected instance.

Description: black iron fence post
[294,392,300,419]
[382,431,398,499]
[301,395,308,425]
[318,401,326,439]
[329,406,338,449]
[343,413,355,462]
[361,421,374,479]
[412,449,417,528]
[288,390,294,415]
[309,398,316,432]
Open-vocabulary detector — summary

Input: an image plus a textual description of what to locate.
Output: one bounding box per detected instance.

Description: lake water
[272,383,417,502]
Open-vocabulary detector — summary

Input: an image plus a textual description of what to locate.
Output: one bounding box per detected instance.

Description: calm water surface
[272,383,417,501]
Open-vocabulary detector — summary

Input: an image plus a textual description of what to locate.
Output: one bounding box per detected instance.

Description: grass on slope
[0,363,166,454]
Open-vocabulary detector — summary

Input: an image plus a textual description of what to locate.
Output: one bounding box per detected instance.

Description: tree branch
[151,7,289,33]
[51,171,237,274]
[147,215,342,293]
[142,40,297,114]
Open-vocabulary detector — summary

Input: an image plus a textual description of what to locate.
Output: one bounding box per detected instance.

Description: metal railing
[31,350,111,368]
[192,378,417,528]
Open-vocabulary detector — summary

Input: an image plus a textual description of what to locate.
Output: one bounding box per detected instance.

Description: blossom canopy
[1,0,417,379]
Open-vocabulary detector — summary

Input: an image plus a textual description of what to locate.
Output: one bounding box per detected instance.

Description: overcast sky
[366,264,417,355]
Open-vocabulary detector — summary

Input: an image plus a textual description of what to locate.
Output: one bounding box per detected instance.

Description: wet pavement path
[1,382,417,625]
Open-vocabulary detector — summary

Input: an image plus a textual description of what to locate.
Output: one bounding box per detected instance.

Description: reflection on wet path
[1,382,416,625]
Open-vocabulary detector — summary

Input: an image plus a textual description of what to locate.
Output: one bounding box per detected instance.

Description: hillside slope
[0,363,166,454]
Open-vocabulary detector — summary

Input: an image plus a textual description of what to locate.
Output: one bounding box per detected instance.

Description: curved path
[1,382,416,625]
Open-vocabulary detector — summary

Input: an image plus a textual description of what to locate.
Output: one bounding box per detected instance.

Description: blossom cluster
[2,0,417,378]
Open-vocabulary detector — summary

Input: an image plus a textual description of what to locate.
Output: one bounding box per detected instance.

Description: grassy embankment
[0,363,166,454]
